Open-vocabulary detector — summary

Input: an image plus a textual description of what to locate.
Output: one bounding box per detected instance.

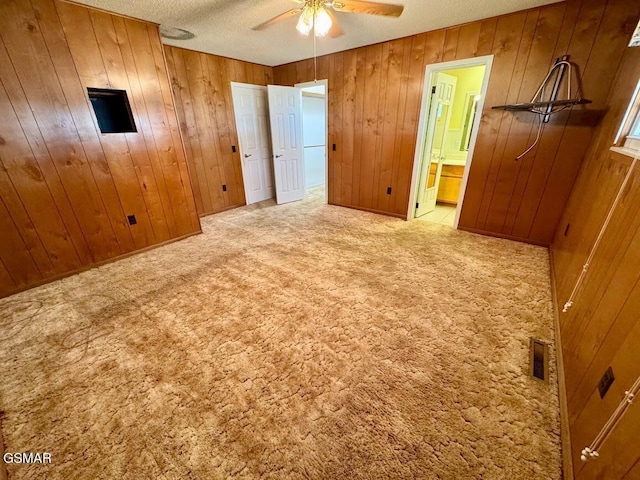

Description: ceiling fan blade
[325,9,345,38]
[331,0,404,17]
[252,8,302,31]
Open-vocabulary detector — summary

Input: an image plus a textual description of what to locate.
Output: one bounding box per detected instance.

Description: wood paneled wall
[0,0,200,298]
[164,45,274,216]
[551,43,640,479]
[274,0,637,245]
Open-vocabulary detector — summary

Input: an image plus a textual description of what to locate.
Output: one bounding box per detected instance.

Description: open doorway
[408,56,493,227]
[232,80,327,207]
[231,82,307,206]
[295,80,328,203]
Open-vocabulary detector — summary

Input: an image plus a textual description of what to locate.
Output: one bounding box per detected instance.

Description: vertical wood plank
[151,25,200,233]
[442,27,460,62]
[42,0,137,253]
[388,36,415,215]
[548,5,640,478]
[351,47,367,207]
[501,1,574,236]
[340,49,357,207]
[372,42,390,210]
[0,51,76,275]
[220,57,247,206]
[476,18,498,56]
[623,457,640,480]
[123,18,184,236]
[0,258,16,297]
[0,34,92,268]
[509,0,608,241]
[0,0,200,297]
[553,39,640,298]
[528,0,636,243]
[376,39,403,212]
[478,8,541,233]
[393,32,429,215]
[168,46,212,215]
[327,53,342,204]
[0,196,43,286]
[86,8,157,248]
[112,16,172,242]
[165,45,272,214]
[455,22,482,59]
[458,11,528,229]
[165,46,205,215]
[146,23,200,236]
[199,52,229,210]
[359,44,383,209]
[2,0,122,262]
[206,54,237,208]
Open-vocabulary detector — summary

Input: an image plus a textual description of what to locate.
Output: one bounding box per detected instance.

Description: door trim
[295,79,328,204]
[407,55,494,225]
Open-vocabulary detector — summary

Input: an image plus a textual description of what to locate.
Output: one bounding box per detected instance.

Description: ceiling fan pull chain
[313,7,318,81]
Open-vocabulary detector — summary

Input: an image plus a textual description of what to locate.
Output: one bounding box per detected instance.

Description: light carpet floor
[0,188,561,479]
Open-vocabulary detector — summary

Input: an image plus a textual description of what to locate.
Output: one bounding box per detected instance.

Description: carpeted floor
[0,188,561,479]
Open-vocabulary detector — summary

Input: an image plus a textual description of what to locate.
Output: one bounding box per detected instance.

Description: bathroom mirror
[460,92,480,151]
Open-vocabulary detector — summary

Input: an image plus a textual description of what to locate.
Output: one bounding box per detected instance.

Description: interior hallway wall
[302,94,327,188]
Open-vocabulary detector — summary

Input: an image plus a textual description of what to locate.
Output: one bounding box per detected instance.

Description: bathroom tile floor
[415,205,457,227]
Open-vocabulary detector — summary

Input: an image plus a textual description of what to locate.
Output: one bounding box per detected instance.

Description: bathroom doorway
[408,56,493,227]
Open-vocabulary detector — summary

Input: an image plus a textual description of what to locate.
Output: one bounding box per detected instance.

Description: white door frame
[295,79,328,204]
[230,82,273,205]
[407,55,494,226]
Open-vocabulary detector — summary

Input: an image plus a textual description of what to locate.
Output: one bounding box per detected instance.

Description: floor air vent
[530,338,549,382]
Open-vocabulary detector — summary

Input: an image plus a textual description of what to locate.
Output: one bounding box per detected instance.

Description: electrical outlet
[232,145,236,153]
[127,214,137,226]
[598,366,614,399]
[386,187,392,195]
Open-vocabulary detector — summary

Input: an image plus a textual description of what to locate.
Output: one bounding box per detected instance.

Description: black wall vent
[530,338,549,382]
[88,88,137,134]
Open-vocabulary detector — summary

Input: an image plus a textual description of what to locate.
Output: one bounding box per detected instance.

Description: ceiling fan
[252,0,404,38]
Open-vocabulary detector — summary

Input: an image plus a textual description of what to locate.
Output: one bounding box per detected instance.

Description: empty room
[0,0,639,479]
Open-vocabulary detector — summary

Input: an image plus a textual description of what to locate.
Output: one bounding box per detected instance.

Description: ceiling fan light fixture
[314,6,332,37]
[296,5,314,36]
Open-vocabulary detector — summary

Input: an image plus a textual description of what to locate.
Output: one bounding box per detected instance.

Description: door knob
[244,153,252,158]
[275,154,283,158]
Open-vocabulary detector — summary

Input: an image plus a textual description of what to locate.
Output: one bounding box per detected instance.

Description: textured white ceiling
[74,0,562,66]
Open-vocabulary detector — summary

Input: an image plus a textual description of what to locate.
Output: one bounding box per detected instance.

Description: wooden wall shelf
[492,98,592,112]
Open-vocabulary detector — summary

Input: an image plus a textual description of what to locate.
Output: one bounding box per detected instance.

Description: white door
[267,85,305,205]
[415,72,457,217]
[231,83,274,204]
